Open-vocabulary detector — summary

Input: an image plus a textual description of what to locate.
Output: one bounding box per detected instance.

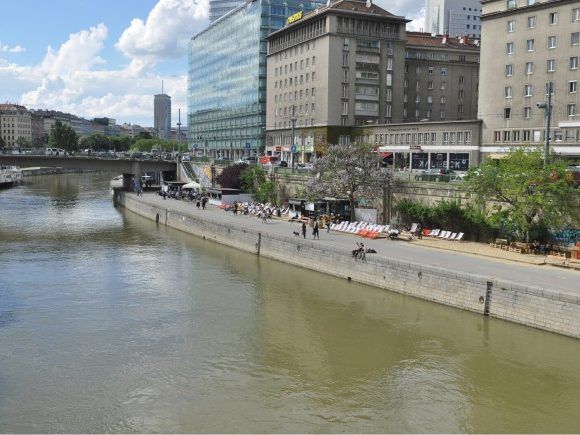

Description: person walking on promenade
[301,222,307,239]
[313,221,320,239]
[202,196,207,210]
[416,222,423,239]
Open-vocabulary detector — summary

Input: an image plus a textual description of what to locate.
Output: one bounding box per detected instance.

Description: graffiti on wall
[549,228,580,246]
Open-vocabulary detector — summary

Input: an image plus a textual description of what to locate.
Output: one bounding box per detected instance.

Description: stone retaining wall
[117,191,580,339]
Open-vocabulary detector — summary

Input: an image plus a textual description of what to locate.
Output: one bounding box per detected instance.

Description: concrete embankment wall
[117,192,580,339]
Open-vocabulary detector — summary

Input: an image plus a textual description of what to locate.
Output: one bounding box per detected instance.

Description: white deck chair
[410,223,418,234]
[438,230,449,239]
[448,232,457,240]
[454,232,464,241]
[429,229,440,237]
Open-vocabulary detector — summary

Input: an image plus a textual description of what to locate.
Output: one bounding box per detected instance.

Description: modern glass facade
[209,0,244,23]
[188,0,325,158]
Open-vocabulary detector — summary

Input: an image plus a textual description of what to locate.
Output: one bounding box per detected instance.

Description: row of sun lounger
[423,228,464,241]
[330,221,389,239]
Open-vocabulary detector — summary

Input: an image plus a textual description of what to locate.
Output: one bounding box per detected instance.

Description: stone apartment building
[403,32,480,123]
[0,104,32,148]
[479,0,580,158]
[265,0,480,161]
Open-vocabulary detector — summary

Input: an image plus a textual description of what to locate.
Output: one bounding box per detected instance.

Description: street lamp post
[290,105,296,169]
[537,81,553,167]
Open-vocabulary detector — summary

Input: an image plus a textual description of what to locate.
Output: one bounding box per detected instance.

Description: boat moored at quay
[0,165,22,188]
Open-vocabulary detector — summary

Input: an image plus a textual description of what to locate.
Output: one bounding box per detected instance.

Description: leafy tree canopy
[240,164,275,203]
[466,148,575,241]
[307,143,391,220]
[48,120,79,152]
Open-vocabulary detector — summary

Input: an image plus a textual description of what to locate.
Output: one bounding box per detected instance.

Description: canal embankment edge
[116,191,580,340]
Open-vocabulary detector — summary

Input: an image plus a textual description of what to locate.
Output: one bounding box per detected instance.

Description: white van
[46,148,67,156]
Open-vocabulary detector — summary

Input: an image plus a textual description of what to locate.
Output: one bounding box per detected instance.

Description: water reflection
[0,174,579,433]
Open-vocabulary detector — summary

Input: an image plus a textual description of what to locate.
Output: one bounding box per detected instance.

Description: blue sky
[0,0,423,127]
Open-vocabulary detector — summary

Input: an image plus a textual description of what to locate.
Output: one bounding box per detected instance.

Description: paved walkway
[134,192,580,296]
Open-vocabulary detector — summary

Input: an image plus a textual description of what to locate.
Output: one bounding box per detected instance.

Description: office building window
[571,56,579,69]
[507,0,516,9]
[549,12,558,25]
[525,62,534,75]
[506,42,514,54]
[568,104,576,117]
[573,8,580,21]
[385,104,392,117]
[441,68,448,75]
[341,101,348,115]
[527,16,536,28]
[427,95,433,104]
[547,59,556,72]
[504,108,511,119]
[458,90,464,99]
[505,86,512,98]
[505,64,513,76]
[545,82,555,95]
[548,35,557,48]
[503,131,510,141]
[427,108,432,118]
[441,82,447,90]
[440,110,446,119]
[524,106,531,118]
[342,69,348,82]
[572,32,580,46]
[524,84,532,96]
[459,76,465,85]
[527,39,535,51]
[570,81,577,93]
[513,130,520,141]
[440,96,446,104]
[342,84,348,98]
[427,81,433,89]
[507,20,515,32]
[385,88,392,102]
[428,66,434,74]
[416,65,421,74]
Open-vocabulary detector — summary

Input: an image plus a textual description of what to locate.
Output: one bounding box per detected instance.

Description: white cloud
[0,42,26,53]
[1,0,196,126]
[406,7,426,32]
[375,0,424,18]
[116,0,209,68]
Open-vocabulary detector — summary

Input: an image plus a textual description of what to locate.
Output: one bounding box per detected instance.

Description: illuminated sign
[287,11,303,24]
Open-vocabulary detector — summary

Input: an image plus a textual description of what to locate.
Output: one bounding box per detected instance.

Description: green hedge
[394,199,494,242]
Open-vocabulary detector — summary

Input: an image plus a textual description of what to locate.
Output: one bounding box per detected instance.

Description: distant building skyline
[154,93,172,140]
[424,0,482,39]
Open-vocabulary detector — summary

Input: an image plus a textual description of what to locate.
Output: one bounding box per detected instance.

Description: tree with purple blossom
[307,143,392,221]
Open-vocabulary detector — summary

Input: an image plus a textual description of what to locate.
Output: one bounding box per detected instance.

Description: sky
[0,0,425,127]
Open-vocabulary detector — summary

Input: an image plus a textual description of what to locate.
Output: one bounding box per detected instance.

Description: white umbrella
[182,181,201,189]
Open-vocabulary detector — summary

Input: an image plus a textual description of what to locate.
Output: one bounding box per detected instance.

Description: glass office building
[209,0,244,22]
[188,0,325,159]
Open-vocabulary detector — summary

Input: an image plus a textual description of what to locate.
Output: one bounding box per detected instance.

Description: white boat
[0,165,22,188]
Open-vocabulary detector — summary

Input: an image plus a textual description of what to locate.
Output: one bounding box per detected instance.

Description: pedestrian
[301,222,307,239]
[313,221,319,239]
[417,222,423,239]
[202,196,207,210]
[162,190,167,200]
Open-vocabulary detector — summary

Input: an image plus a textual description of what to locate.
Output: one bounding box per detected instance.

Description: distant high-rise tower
[154,83,171,140]
[424,0,481,39]
[209,0,244,22]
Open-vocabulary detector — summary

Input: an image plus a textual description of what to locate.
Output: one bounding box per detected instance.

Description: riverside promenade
[118,191,580,338]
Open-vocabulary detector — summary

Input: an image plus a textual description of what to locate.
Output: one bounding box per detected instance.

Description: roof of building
[269,0,407,37]
[405,31,480,50]
[0,104,29,113]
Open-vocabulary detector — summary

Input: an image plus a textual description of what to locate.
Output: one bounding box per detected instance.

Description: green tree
[466,148,574,242]
[134,131,153,141]
[49,120,79,152]
[16,136,30,149]
[79,134,110,151]
[110,136,131,152]
[240,165,275,203]
[307,143,391,221]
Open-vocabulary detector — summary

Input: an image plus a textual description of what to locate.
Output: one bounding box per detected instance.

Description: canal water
[1,174,580,433]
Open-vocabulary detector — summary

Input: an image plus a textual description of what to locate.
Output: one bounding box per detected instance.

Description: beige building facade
[479,0,580,157]
[266,0,408,161]
[0,104,32,148]
[358,119,481,170]
[403,32,480,123]
[265,0,480,161]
